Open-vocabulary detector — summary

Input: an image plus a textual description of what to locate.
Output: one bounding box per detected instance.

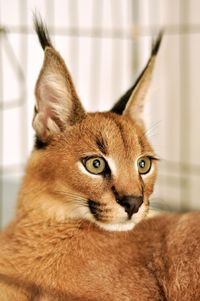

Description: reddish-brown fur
[0,21,199,300]
[0,213,200,300]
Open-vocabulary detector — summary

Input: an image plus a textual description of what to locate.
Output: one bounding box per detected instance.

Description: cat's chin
[95,221,136,232]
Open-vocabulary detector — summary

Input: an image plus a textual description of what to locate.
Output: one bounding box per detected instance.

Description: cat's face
[30,113,157,231]
[18,18,161,231]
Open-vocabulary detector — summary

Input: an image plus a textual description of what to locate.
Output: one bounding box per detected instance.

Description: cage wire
[0,0,200,228]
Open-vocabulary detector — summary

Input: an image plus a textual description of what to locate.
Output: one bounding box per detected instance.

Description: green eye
[84,157,106,175]
[137,157,152,174]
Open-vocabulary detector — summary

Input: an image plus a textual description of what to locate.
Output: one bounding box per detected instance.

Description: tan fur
[0,25,199,301]
[19,113,156,229]
[0,213,200,300]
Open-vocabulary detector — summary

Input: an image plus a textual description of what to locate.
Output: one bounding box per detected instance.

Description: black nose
[117,195,143,219]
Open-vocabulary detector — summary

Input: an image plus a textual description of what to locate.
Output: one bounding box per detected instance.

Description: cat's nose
[117,195,143,219]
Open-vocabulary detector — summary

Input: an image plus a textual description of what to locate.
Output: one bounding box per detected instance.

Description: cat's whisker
[145,121,161,135]
[54,190,87,203]
[145,132,160,140]
[54,190,86,199]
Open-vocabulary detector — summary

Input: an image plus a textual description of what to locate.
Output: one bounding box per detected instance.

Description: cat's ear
[111,32,163,124]
[32,17,85,143]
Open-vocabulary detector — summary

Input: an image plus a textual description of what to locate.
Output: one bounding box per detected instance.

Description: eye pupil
[93,159,100,168]
[139,160,145,169]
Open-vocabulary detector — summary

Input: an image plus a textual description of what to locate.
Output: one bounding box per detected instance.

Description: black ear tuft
[151,31,163,56]
[33,14,53,50]
[111,31,163,115]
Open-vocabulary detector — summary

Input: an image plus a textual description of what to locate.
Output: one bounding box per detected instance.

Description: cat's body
[0,212,199,301]
[0,18,199,300]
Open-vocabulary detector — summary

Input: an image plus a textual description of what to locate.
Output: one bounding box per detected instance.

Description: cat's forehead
[69,112,149,157]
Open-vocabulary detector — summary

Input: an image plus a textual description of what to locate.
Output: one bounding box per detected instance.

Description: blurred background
[0,0,200,228]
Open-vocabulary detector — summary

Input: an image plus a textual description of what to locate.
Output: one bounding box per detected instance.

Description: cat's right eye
[83,157,106,175]
[137,156,152,175]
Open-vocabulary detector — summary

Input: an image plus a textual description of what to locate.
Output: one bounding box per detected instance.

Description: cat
[0,17,199,301]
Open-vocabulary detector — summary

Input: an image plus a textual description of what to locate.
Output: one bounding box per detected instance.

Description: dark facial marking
[88,200,110,221]
[114,120,129,150]
[96,137,107,155]
[34,136,47,150]
[34,105,38,114]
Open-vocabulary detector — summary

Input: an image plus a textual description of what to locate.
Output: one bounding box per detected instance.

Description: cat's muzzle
[88,196,143,221]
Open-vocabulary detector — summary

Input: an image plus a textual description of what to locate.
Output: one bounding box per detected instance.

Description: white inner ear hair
[39,74,73,123]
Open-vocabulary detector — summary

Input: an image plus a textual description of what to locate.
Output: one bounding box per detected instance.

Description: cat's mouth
[88,198,143,224]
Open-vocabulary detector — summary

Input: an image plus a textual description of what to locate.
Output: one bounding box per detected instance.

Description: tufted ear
[111,32,163,124]
[32,17,85,143]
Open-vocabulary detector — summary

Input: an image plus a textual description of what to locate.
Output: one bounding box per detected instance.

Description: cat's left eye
[83,157,106,175]
[137,157,152,175]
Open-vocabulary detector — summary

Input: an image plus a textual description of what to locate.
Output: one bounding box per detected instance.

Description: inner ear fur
[111,32,163,124]
[33,46,85,143]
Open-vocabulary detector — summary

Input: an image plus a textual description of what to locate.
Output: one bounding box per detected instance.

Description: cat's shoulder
[134,211,200,240]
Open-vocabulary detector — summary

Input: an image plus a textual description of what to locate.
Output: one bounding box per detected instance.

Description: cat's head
[19,17,162,231]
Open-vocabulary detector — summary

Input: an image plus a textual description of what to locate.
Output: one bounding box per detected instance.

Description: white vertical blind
[1,0,200,227]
